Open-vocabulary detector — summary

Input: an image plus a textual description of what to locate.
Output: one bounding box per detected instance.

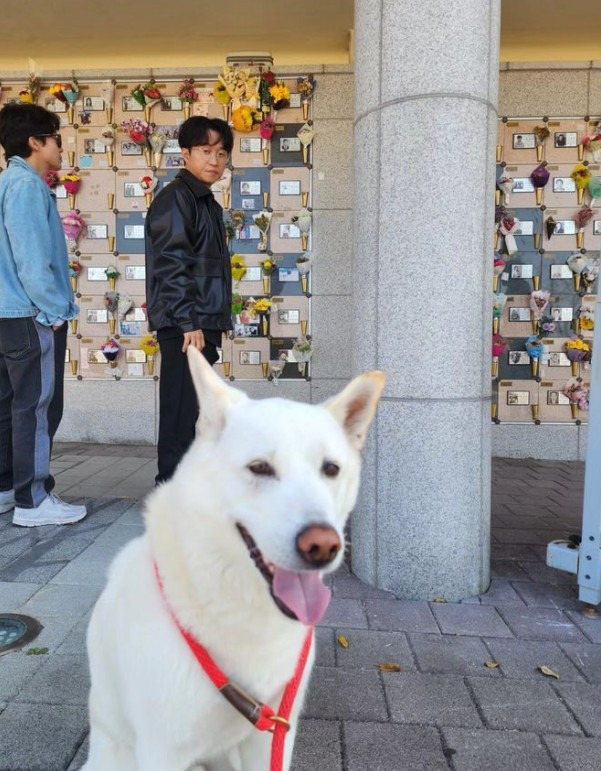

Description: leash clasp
[268,715,291,733]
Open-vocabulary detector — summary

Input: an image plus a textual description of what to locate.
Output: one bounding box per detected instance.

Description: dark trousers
[156,335,218,484]
[0,318,67,508]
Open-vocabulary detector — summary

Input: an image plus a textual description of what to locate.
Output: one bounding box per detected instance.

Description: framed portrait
[547,390,570,405]
[125,308,146,322]
[238,225,261,240]
[550,264,573,279]
[87,267,109,281]
[279,223,301,239]
[119,322,143,336]
[548,352,571,367]
[553,177,577,193]
[514,221,534,236]
[508,307,531,322]
[279,267,300,282]
[86,309,109,323]
[161,96,183,111]
[126,350,147,363]
[240,180,261,196]
[242,266,262,282]
[507,390,530,406]
[234,323,260,337]
[55,186,67,199]
[239,350,261,365]
[593,221,601,235]
[240,138,262,153]
[124,182,145,197]
[512,178,535,193]
[44,97,66,113]
[510,264,533,279]
[241,199,256,210]
[554,132,578,148]
[512,133,536,149]
[121,141,143,156]
[87,350,107,364]
[125,265,146,280]
[279,180,301,196]
[166,155,185,167]
[81,96,104,111]
[123,225,145,240]
[553,220,576,235]
[278,309,300,324]
[86,224,108,240]
[280,137,301,153]
[289,93,302,109]
[122,95,143,112]
[550,307,573,322]
[83,139,106,154]
[508,351,530,365]
[163,138,181,154]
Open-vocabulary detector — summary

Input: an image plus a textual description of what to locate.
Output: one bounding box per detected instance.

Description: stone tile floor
[0,446,599,770]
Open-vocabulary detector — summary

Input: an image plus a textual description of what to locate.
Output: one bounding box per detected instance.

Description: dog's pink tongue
[272,567,332,625]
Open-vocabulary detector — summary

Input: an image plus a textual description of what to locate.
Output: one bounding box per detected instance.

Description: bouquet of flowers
[297,75,316,120]
[230,210,246,238]
[268,352,288,385]
[539,315,557,334]
[122,119,152,164]
[578,304,595,332]
[582,257,600,295]
[219,66,259,110]
[69,260,82,292]
[232,106,262,133]
[178,78,198,119]
[581,123,601,162]
[45,170,60,189]
[571,163,592,203]
[253,210,272,252]
[131,82,163,120]
[214,82,232,119]
[498,215,520,256]
[291,209,312,251]
[269,81,291,110]
[231,293,244,315]
[567,252,589,292]
[563,377,589,416]
[496,175,514,204]
[297,123,315,164]
[492,293,507,334]
[491,333,507,378]
[105,265,120,291]
[493,256,506,291]
[545,216,558,240]
[100,338,121,373]
[224,221,235,247]
[140,174,158,205]
[60,171,82,209]
[258,70,275,112]
[104,291,119,334]
[18,74,40,104]
[575,206,595,248]
[292,336,313,375]
[530,164,550,205]
[260,257,277,275]
[50,79,79,122]
[61,212,86,253]
[565,336,591,369]
[140,335,160,376]
[97,130,115,165]
[231,254,247,283]
[530,289,550,332]
[533,125,550,160]
[117,292,133,321]
[148,131,166,168]
[525,335,544,378]
[260,117,276,140]
[296,251,313,293]
[252,297,273,335]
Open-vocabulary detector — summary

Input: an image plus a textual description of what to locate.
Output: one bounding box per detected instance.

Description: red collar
[155,563,313,771]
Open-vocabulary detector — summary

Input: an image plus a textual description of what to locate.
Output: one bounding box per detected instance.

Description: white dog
[83,347,385,771]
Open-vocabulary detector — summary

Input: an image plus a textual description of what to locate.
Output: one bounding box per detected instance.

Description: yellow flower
[19,90,34,104]
[231,255,247,282]
[571,163,592,189]
[140,335,160,357]
[253,299,273,314]
[232,106,256,132]
[214,83,232,105]
[581,318,594,330]
[269,83,291,103]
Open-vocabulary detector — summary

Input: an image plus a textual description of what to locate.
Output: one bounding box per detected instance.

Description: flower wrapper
[219,67,259,109]
[105,265,120,281]
[492,293,508,319]
[291,209,312,234]
[231,294,244,315]
[534,126,550,146]
[100,338,120,362]
[231,255,247,283]
[60,172,81,195]
[214,82,232,106]
[497,175,514,200]
[565,337,591,363]
[292,336,313,363]
[140,175,158,193]
[45,170,60,188]
[582,127,601,162]
[49,83,68,105]
[297,123,315,147]
[117,292,133,319]
[540,316,557,334]
[260,258,277,275]
[499,215,520,255]
[121,119,151,147]
[254,210,273,252]
[149,132,166,155]
[140,335,160,357]
[530,164,550,188]
[19,74,40,104]
[575,206,594,232]
[492,334,507,359]
[61,212,86,251]
[567,252,588,275]
[296,252,313,276]
[545,216,558,240]
[563,377,590,411]
[493,257,506,277]
[103,291,119,316]
[142,82,162,108]
[525,335,544,360]
[230,210,246,233]
[259,117,276,140]
[62,80,80,107]
[69,260,82,279]
[571,163,592,190]
[252,298,273,317]
[98,130,115,149]
[529,290,551,319]
[582,258,600,293]
[579,305,595,331]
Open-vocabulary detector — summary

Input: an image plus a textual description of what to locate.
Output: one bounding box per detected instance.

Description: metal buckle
[268,715,291,732]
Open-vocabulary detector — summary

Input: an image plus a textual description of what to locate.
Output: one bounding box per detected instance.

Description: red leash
[155,564,313,771]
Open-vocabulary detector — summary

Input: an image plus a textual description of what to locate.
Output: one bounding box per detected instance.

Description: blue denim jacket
[0,156,78,326]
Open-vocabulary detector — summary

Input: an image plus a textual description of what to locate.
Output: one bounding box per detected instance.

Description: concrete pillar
[351,0,501,600]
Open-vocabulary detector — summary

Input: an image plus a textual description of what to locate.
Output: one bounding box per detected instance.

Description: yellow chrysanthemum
[140,335,160,357]
[232,106,255,133]
[214,83,232,106]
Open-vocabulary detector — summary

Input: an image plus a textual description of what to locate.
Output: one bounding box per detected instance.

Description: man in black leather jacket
[145,117,233,483]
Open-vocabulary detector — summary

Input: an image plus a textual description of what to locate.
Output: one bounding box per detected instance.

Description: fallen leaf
[337,635,349,649]
[433,598,447,603]
[485,661,500,669]
[378,662,403,673]
[26,647,49,656]
[539,665,560,679]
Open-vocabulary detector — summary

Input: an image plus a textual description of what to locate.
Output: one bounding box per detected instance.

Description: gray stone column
[352,0,501,600]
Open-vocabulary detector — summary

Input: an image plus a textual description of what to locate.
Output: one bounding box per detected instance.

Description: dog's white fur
[82,348,385,771]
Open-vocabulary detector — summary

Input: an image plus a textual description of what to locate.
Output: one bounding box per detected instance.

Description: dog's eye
[322,461,340,478]
[248,461,276,477]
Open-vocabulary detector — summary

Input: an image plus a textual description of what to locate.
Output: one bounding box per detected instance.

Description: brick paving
[0,448,599,770]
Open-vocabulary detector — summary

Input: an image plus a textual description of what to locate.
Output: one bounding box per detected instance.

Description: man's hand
[52,321,66,331]
[182,329,205,353]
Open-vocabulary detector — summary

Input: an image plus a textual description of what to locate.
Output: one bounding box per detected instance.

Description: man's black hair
[178,116,233,154]
[0,103,60,159]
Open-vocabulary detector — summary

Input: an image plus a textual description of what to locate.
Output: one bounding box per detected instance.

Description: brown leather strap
[220,681,265,725]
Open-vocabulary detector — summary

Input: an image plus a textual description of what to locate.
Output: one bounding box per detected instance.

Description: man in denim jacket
[0,104,87,526]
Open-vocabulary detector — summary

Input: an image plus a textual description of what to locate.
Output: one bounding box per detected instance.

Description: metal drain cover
[0,614,43,655]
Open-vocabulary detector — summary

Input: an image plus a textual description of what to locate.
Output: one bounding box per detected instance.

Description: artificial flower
[178,79,198,104]
[269,82,291,110]
[259,117,276,140]
[231,255,247,282]
[61,212,86,252]
[571,163,592,189]
[45,170,60,188]
[575,206,594,231]
[232,106,260,132]
[140,335,160,357]
[214,82,232,106]
[252,298,273,315]
[59,171,81,195]
[121,119,151,147]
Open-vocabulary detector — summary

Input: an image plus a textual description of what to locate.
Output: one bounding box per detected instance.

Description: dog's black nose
[296,524,341,567]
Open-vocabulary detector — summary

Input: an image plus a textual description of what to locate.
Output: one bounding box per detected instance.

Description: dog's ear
[187,346,248,437]
[324,371,386,451]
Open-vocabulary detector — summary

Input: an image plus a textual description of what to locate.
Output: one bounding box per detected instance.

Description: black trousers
[156,335,218,484]
[0,318,67,508]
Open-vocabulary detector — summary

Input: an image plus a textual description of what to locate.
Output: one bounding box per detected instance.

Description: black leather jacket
[144,169,232,334]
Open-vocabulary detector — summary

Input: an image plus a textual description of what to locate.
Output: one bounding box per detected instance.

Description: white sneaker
[13,493,87,527]
[0,489,15,514]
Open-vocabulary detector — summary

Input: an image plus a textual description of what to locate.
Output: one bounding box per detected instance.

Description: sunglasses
[36,133,62,149]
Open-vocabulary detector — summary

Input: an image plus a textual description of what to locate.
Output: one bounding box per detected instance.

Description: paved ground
[0,446,600,770]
